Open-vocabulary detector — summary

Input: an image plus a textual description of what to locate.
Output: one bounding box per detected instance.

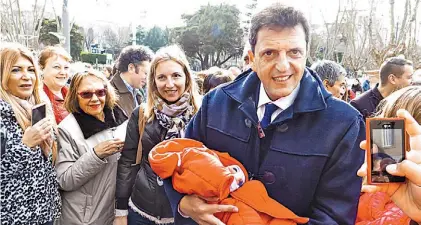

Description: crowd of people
[1,3,421,225]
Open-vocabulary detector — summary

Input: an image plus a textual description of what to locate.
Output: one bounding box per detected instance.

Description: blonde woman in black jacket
[115,45,201,225]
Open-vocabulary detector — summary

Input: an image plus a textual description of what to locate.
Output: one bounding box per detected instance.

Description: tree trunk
[34,0,47,49]
[397,0,410,45]
[7,0,19,41]
[368,0,376,50]
[202,54,209,70]
[411,0,420,48]
[389,0,395,44]
[62,0,71,52]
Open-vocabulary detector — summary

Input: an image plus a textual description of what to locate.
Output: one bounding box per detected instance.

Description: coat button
[262,171,276,184]
[244,119,252,128]
[277,124,288,132]
[156,177,163,186]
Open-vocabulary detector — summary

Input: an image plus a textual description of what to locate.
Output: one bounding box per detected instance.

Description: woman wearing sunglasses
[55,70,128,225]
[115,45,201,225]
[0,43,61,225]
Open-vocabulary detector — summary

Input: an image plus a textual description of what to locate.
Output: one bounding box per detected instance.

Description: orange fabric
[149,138,309,225]
[356,192,411,225]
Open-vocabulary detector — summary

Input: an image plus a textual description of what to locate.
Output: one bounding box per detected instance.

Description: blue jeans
[128,208,174,225]
[41,221,53,225]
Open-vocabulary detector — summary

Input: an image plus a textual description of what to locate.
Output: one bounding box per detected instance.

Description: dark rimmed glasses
[78,88,107,99]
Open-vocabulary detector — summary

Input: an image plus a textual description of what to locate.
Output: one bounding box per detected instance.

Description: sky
[38,0,410,30]
[42,0,388,27]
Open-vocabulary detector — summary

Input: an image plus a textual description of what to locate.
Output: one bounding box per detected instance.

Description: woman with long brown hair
[115,45,201,225]
[0,43,61,225]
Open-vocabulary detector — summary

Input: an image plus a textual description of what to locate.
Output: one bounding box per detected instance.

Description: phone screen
[32,104,46,126]
[369,120,406,183]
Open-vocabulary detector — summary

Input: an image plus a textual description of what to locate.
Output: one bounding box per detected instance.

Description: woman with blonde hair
[0,43,61,225]
[39,46,72,124]
[356,86,421,225]
[115,45,201,225]
[55,70,127,225]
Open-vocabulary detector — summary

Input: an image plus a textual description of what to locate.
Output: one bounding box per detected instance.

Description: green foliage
[133,25,147,45]
[38,19,61,46]
[175,4,244,70]
[80,52,107,64]
[143,26,169,52]
[131,26,169,52]
[71,24,84,61]
[38,18,84,60]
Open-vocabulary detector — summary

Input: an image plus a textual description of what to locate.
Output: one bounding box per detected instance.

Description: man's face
[130,61,150,89]
[393,65,413,89]
[251,25,307,100]
[325,75,346,99]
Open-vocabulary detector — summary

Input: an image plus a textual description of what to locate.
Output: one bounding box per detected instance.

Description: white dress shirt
[257,83,301,123]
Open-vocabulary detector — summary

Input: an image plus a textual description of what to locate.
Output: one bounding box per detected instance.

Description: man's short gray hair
[311,60,345,86]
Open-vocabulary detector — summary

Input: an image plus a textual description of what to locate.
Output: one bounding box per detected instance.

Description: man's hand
[179,195,238,225]
[357,109,421,222]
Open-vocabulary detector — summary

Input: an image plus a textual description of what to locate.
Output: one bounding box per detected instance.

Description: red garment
[43,84,69,124]
[348,89,356,100]
[149,138,309,225]
[356,192,411,225]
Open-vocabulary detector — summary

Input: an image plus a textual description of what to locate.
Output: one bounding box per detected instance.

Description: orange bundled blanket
[149,138,309,225]
[356,192,411,225]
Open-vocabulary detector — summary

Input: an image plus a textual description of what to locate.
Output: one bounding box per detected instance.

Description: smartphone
[31,103,46,126]
[366,118,408,184]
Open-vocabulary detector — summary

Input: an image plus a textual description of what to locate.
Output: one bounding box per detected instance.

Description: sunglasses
[78,88,107,99]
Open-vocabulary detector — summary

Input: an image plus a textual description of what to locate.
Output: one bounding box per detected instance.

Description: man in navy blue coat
[164,4,365,225]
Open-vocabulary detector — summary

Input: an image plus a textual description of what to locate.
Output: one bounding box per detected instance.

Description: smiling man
[164,4,365,225]
[111,45,153,117]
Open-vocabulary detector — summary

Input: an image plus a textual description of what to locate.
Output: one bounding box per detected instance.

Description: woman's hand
[22,117,53,148]
[94,138,124,159]
[357,109,421,222]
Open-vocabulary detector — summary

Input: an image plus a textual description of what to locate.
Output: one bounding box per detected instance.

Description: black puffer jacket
[116,106,173,220]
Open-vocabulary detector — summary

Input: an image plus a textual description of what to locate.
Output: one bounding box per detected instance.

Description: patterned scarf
[153,93,194,140]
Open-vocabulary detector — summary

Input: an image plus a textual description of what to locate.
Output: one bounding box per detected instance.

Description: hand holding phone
[366,118,408,184]
[357,109,421,223]
[22,117,53,148]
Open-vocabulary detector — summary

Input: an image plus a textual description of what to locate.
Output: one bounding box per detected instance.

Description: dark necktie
[261,103,278,128]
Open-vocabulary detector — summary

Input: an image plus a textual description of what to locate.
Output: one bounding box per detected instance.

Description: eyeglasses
[78,88,107,99]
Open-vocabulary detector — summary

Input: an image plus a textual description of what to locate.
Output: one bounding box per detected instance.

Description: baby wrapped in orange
[149,138,309,225]
[356,192,411,225]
